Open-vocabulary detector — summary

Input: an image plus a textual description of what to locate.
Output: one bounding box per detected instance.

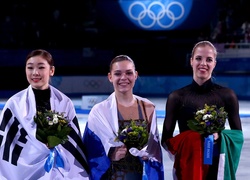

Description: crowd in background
[0,0,249,87]
[0,0,250,49]
[0,1,96,48]
[209,0,250,44]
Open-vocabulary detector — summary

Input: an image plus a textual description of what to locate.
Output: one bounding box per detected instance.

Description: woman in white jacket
[82,55,164,180]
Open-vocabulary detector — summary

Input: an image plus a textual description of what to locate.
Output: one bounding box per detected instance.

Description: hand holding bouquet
[187,104,228,164]
[115,120,149,150]
[187,104,228,135]
[34,110,72,148]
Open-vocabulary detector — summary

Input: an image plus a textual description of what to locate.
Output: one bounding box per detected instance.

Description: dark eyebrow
[26,62,46,65]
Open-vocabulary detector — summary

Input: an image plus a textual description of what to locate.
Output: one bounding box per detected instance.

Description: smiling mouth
[119,82,129,86]
[32,78,41,82]
[199,68,207,71]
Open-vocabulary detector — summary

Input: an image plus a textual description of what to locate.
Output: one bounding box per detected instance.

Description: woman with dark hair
[83,55,164,180]
[0,49,89,179]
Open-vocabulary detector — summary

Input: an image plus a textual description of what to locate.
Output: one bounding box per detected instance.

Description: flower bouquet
[115,120,149,150]
[187,104,228,164]
[187,104,228,135]
[34,110,72,149]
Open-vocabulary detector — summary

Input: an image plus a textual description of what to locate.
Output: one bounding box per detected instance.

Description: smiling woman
[0,49,90,180]
[82,54,164,180]
[161,41,244,180]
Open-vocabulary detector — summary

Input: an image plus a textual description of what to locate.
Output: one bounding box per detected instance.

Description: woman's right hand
[111,145,127,161]
[213,132,219,141]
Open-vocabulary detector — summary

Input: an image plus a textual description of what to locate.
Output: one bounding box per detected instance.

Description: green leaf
[47,136,62,148]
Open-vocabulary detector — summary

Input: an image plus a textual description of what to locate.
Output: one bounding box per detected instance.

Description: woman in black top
[161,41,243,180]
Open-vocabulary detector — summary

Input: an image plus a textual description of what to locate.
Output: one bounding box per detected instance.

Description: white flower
[121,128,127,134]
[48,121,53,125]
[53,118,58,124]
[196,109,205,115]
[203,114,213,120]
[53,114,59,124]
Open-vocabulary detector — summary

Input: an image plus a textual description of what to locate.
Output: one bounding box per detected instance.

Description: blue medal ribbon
[142,161,148,180]
[44,147,64,172]
[203,134,214,164]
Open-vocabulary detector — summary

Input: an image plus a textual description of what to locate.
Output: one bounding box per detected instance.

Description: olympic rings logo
[87,98,100,105]
[84,80,101,89]
[119,0,191,30]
